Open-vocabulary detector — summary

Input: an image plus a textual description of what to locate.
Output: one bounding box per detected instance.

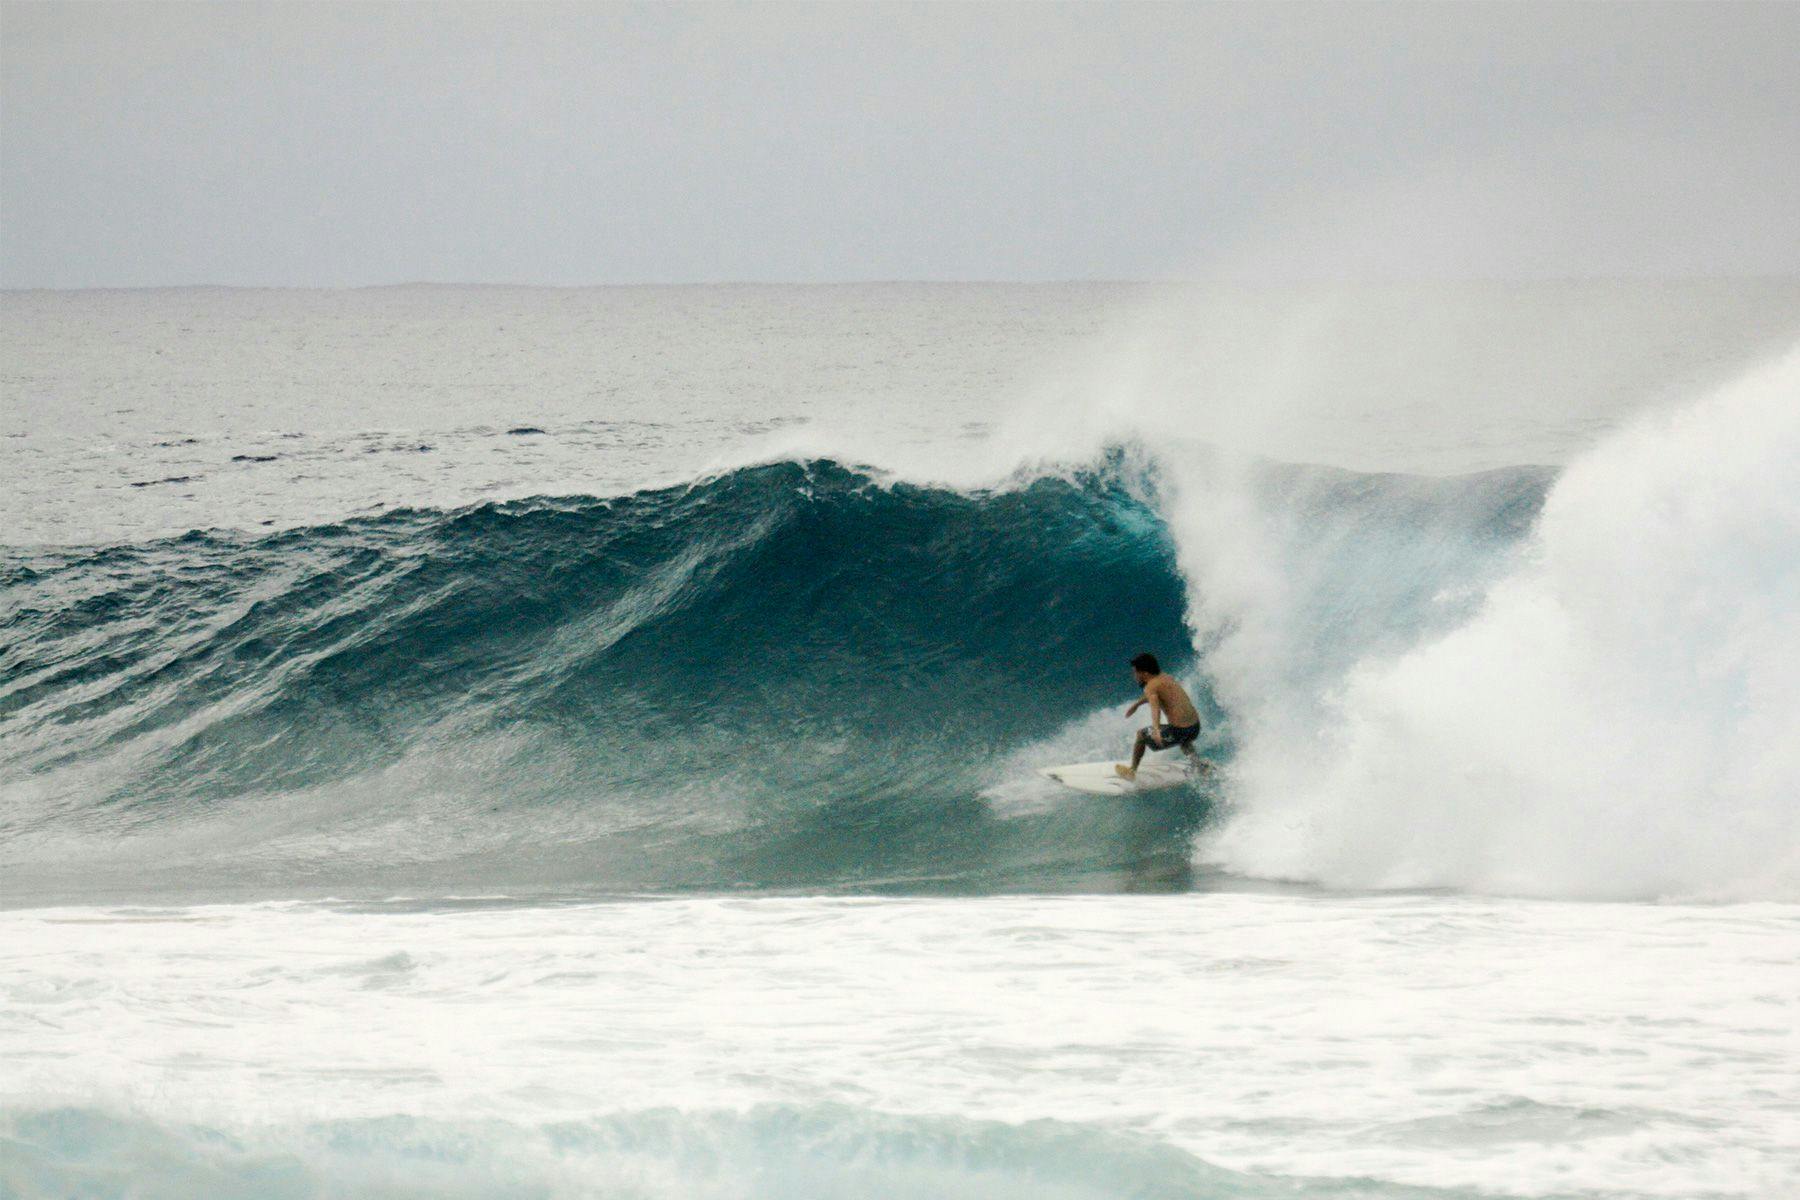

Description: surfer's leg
[1116,730,1149,779]
[1179,743,1215,776]
[1174,732,1216,776]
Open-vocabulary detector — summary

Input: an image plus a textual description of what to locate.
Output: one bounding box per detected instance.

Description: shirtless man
[1116,652,1205,780]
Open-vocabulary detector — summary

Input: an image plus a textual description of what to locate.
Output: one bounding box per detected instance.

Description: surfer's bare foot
[1114,764,1136,781]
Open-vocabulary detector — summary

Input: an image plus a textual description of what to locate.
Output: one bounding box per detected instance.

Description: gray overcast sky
[3,1,1797,287]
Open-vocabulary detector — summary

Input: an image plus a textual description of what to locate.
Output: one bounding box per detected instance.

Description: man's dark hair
[1131,652,1160,675]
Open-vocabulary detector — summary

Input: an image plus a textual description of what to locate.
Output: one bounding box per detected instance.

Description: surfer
[1116,652,1207,780]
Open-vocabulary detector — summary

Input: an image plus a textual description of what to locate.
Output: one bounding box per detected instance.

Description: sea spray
[1197,348,1800,899]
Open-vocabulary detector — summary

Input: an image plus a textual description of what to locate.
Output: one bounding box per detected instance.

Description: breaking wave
[15,342,1793,908]
[2,452,1542,898]
[1196,348,1800,901]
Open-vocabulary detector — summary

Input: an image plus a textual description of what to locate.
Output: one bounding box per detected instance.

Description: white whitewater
[1181,349,1800,900]
[4,895,1794,1199]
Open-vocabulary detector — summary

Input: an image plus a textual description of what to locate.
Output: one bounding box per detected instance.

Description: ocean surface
[3,281,1798,1198]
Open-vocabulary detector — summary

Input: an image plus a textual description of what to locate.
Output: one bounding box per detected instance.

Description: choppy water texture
[3,283,1799,1197]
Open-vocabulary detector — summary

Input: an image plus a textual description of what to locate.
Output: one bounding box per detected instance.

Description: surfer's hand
[1148,729,1163,746]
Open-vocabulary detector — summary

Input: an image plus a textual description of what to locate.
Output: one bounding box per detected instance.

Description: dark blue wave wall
[3,460,1203,894]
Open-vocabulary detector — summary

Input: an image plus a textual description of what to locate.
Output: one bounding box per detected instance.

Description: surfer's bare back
[1117,653,1207,781]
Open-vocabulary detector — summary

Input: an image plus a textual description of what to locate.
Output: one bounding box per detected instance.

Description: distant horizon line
[6,272,1800,294]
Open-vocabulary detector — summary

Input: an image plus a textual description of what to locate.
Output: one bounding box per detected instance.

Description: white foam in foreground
[2,894,1795,1199]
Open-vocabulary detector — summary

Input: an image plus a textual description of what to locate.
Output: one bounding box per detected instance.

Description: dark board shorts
[1150,723,1200,750]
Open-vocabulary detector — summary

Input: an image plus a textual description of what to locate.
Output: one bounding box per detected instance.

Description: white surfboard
[1038,758,1197,795]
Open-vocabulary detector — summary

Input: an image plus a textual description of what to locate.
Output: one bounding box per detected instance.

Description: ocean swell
[2,442,1605,899]
[3,459,1207,896]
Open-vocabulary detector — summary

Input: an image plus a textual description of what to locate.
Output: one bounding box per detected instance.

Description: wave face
[4,449,1562,899]
[3,460,1220,895]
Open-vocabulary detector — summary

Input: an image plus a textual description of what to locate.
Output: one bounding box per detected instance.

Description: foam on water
[1,895,1793,1200]
[4,1104,1421,1200]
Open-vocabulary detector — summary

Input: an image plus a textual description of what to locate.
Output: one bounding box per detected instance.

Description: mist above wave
[1196,348,1800,900]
